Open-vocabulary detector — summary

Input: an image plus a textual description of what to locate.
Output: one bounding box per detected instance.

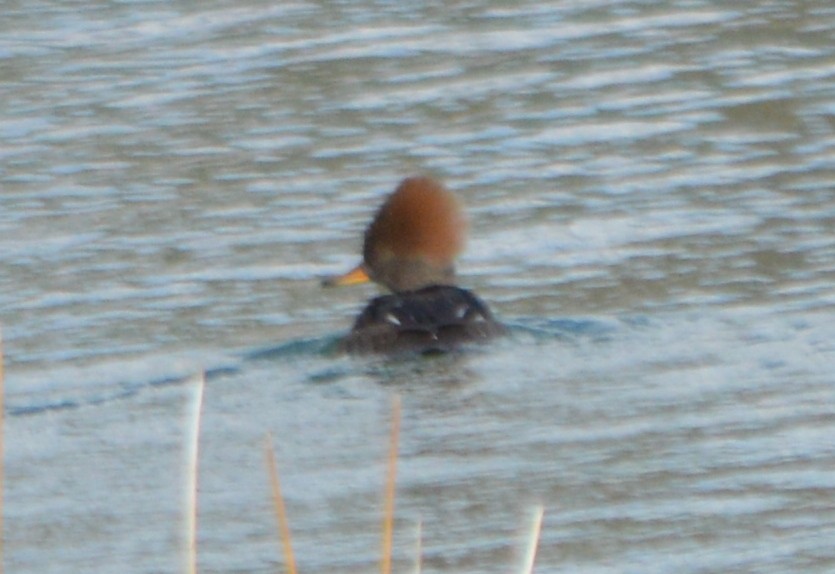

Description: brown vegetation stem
[380,395,401,574]
[265,434,297,574]
[0,330,4,574]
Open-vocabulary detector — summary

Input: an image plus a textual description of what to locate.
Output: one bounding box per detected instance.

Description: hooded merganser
[323,176,505,354]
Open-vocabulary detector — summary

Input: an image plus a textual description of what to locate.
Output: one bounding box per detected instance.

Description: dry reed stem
[264,433,298,574]
[380,395,401,574]
[519,505,544,574]
[413,518,422,574]
[0,329,4,574]
[184,373,205,574]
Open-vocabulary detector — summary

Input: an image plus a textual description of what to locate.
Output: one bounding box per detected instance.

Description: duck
[323,176,505,354]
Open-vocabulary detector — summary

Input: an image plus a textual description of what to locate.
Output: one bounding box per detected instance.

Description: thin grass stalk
[264,433,298,574]
[0,329,5,574]
[184,373,205,574]
[519,506,544,574]
[413,518,422,574]
[380,395,401,574]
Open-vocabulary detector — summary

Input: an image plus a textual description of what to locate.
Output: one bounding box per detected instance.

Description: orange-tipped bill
[321,263,371,287]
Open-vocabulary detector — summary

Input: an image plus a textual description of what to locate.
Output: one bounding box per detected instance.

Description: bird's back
[339,285,505,355]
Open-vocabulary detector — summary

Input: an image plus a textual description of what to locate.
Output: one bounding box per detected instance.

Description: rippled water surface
[2,1,835,572]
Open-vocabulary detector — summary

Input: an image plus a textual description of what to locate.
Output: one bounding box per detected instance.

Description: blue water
[3,1,835,573]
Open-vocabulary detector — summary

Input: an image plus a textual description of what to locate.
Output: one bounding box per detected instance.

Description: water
[2,1,835,572]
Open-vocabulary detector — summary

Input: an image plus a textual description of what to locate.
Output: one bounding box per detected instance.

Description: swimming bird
[323,176,504,354]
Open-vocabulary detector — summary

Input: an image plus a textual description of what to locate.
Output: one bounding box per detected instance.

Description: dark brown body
[338,285,505,355]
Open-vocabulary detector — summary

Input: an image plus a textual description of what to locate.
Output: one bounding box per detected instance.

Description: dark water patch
[507,315,629,344]
[7,357,241,418]
[244,334,340,361]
